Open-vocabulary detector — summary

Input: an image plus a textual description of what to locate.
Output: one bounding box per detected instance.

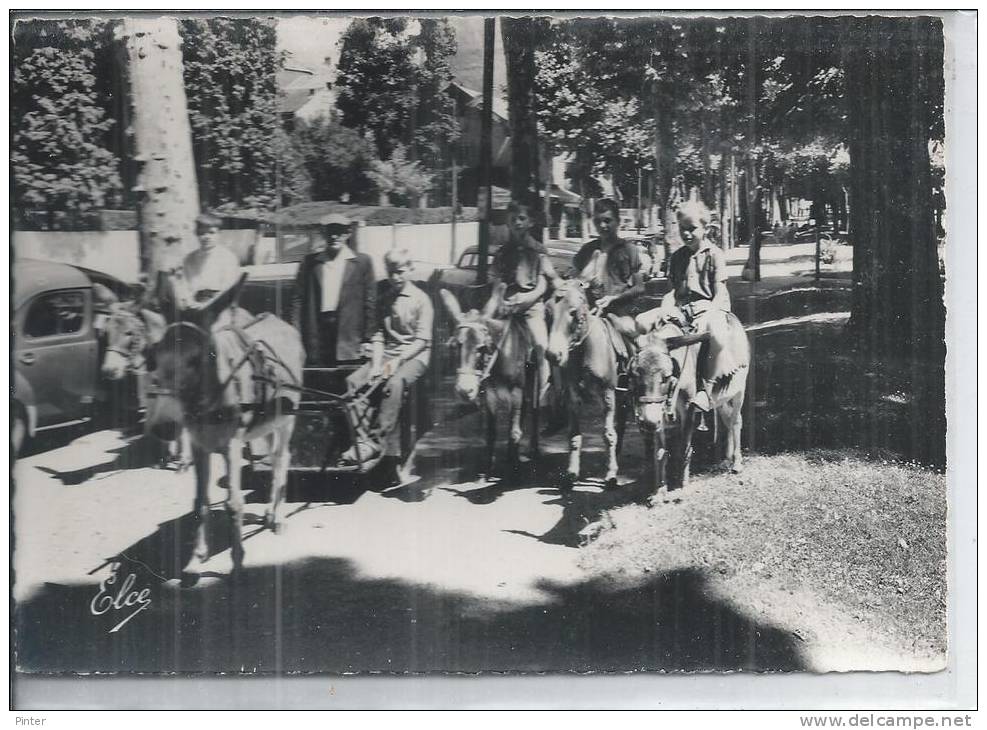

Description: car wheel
[12,408,27,457]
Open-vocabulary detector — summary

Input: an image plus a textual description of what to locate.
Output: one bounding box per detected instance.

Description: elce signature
[90,562,152,633]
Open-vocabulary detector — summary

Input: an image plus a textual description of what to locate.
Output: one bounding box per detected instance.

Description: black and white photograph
[9,8,971,708]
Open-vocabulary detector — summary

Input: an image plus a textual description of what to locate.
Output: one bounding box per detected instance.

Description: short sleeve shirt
[493,237,546,296]
[378,281,434,367]
[670,241,727,303]
[181,245,241,303]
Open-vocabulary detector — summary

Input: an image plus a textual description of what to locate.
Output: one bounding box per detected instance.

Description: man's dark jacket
[292,248,377,364]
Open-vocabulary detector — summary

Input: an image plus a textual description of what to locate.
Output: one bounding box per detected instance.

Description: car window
[273,232,318,264]
[24,290,87,339]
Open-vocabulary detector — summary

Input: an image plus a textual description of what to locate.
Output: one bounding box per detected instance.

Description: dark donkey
[96,284,192,467]
[148,276,304,576]
[630,314,749,493]
[440,286,537,479]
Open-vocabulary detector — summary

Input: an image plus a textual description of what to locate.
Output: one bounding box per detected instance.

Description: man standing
[292,214,377,369]
[339,249,433,485]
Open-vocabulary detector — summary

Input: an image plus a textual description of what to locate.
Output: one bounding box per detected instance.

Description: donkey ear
[439,288,463,323]
[92,282,119,309]
[664,331,711,350]
[205,273,247,317]
[183,273,248,327]
[140,309,168,345]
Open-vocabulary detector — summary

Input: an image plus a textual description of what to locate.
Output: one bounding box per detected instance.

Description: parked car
[12,259,131,455]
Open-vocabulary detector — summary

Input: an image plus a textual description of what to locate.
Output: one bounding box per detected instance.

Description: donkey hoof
[730,464,744,475]
[559,472,577,491]
[265,512,283,534]
[604,476,619,491]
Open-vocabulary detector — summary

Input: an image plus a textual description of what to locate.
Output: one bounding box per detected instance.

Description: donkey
[96,285,192,468]
[440,286,536,480]
[630,313,750,493]
[546,279,631,490]
[148,276,304,576]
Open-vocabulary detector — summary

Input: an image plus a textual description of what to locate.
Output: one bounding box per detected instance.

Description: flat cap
[320,213,352,227]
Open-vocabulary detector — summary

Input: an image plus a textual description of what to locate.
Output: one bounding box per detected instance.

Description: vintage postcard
[10,10,967,707]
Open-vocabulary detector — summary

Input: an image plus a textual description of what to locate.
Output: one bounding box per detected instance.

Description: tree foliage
[11,20,123,229]
[335,17,458,166]
[366,144,433,205]
[180,18,281,212]
[287,115,376,203]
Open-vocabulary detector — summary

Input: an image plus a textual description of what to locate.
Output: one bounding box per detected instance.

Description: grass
[579,451,947,664]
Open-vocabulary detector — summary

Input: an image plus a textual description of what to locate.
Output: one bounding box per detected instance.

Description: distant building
[445,81,581,237]
[278,64,335,127]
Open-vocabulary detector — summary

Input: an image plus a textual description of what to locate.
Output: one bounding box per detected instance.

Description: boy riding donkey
[483,198,559,407]
[572,198,648,387]
[637,199,741,431]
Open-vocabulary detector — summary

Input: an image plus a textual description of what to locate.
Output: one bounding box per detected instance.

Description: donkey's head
[440,289,496,403]
[630,319,711,431]
[101,303,167,380]
[546,278,591,368]
[630,327,678,431]
[147,275,246,439]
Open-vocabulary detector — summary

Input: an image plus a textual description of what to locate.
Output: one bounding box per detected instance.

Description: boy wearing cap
[339,249,433,484]
[292,215,377,367]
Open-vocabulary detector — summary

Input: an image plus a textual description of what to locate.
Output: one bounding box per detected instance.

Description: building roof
[447,81,509,122]
[280,89,316,115]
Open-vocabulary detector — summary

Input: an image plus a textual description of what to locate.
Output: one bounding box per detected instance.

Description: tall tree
[843,15,945,464]
[180,18,280,212]
[335,17,458,166]
[288,115,376,203]
[121,17,200,280]
[502,16,546,224]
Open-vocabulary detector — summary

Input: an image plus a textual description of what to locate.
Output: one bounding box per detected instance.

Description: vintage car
[11,259,132,455]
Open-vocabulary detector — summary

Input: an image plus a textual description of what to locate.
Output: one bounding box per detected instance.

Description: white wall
[355,221,479,279]
[11,222,481,287]
[13,231,141,283]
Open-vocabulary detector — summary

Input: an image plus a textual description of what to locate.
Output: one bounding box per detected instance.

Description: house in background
[445,81,582,238]
[278,63,335,128]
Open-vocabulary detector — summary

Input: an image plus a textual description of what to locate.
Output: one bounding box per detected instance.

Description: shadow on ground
[15,555,808,674]
[33,434,172,487]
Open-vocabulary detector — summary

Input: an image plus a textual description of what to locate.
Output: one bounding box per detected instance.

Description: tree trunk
[741,156,761,281]
[701,119,714,206]
[501,17,542,240]
[844,16,945,467]
[653,84,677,266]
[121,18,200,285]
